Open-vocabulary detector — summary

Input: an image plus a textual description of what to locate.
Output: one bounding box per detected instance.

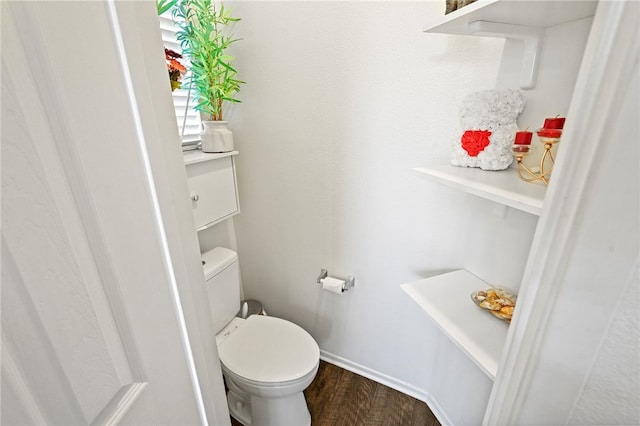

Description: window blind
[158,12,201,150]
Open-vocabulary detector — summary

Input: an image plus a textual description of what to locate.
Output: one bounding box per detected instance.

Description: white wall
[192,2,639,425]
[209,0,514,415]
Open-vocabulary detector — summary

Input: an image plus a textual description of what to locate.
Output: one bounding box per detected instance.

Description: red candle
[543,116,566,129]
[514,130,533,145]
[537,128,562,138]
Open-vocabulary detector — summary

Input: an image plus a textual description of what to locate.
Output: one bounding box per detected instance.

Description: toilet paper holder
[316,269,355,292]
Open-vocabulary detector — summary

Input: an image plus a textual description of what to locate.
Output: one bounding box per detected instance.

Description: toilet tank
[202,247,241,334]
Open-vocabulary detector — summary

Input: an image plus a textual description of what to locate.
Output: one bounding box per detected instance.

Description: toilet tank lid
[202,247,238,280]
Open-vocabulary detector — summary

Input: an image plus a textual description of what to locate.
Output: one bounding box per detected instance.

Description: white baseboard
[319,350,452,426]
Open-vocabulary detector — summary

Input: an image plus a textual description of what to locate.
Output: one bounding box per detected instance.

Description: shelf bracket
[467,21,545,90]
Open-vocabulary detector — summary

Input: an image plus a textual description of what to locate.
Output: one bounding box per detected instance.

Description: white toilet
[203,247,320,426]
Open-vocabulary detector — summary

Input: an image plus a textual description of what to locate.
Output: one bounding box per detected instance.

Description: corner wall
[220,1,510,418]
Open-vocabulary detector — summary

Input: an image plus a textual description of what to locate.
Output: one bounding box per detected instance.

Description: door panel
[1,2,207,424]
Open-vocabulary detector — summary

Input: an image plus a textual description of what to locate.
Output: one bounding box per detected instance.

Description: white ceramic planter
[201,120,234,153]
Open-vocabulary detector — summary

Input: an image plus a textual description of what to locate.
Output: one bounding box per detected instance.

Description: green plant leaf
[157,0,177,15]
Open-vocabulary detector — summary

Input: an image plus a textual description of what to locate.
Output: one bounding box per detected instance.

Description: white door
[1,1,225,424]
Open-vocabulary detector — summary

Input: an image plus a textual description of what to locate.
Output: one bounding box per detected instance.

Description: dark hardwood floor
[230,360,441,426]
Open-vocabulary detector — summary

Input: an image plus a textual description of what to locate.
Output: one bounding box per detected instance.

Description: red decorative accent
[543,117,566,129]
[514,130,533,145]
[461,130,492,157]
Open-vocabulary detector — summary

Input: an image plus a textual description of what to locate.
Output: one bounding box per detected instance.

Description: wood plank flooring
[230,360,441,426]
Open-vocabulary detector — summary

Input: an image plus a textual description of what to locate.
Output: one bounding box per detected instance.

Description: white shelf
[183,150,238,166]
[414,164,545,216]
[424,0,597,89]
[401,270,508,380]
[425,0,598,35]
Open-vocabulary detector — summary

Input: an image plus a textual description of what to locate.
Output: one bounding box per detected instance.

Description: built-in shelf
[401,270,508,380]
[414,165,545,216]
[407,0,601,422]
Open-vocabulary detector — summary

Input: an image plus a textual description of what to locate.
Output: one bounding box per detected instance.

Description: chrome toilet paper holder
[316,269,355,292]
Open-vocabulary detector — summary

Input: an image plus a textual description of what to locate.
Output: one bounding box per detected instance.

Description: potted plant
[173,0,244,153]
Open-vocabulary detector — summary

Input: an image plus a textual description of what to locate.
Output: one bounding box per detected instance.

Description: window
[158,12,201,150]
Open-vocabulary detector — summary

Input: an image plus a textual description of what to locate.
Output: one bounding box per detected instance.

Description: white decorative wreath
[451,88,525,171]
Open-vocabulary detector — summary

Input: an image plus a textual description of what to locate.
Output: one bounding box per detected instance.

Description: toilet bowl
[217,315,319,425]
[203,248,320,426]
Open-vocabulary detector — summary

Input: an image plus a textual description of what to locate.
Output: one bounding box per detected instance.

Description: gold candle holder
[513,129,562,185]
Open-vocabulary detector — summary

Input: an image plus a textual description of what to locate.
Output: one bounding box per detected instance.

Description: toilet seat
[217,315,319,384]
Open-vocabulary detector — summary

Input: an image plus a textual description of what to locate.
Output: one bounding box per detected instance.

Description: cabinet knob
[191,194,199,202]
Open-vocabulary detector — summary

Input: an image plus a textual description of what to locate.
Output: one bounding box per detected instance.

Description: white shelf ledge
[424,0,598,35]
[183,150,238,166]
[401,270,508,380]
[414,164,545,216]
[424,0,597,89]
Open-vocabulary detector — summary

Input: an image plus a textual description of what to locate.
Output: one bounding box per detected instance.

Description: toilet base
[250,391,311,426]
[227,389,252,425]
[225,376,311,426]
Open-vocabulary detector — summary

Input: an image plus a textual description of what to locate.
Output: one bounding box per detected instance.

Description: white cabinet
[184,151,240,231]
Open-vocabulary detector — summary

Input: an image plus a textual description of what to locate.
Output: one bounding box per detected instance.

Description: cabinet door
[187,157,239,229]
